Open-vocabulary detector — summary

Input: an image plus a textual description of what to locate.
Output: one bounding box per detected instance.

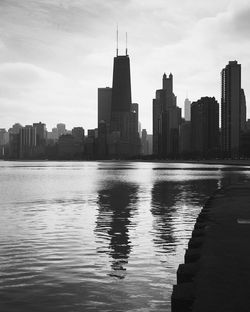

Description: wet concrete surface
[172,184,250,312]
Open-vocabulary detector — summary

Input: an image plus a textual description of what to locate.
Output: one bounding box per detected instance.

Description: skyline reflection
[95,181,138,278]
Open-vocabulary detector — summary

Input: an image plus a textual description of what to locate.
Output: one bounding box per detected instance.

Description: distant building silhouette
[107,50,139,158]
[20,125,37,159]
[152,73,181,158]
[8,123,22,159]
[98,87,112,130]
[97,88,112,158]
[240,88,246,132]
[0,129,8,158]
[57,123,66,138]
[191,97,219,158]
[33,122,46,157]
[72,127,84,141]
[9,123,22,135]
[221,61,242,158]
[130,103,140,156]
[72,127,85,158]
[141,129,149,155]
[97,121,108,158]
[147,134,153,155]
[184,98,191,121]
[85,129,97,159]
[179,121,192,157]
[47,127,59,143]
[58,134,75,159]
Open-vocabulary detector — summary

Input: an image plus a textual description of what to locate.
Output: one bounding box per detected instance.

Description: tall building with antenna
[99,30,139,157]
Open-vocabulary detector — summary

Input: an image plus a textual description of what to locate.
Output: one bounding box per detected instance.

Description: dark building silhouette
[20,125,37,159]
[72,127,85,158]
[141,129,149,155]
[110,54,131,143]
[130,103,140,156]
[153,98,161,155]
[98,87,112,130]
[58,134,75,159]
[107,50,139,158]
[33,122,46,158]
[240,88,246,132]
[8,133,20,159]
[191,97,219,158]
[152,73,181,158]
[240,131,250,158]
[33,122,46,145]
[0,128,8,158]
[179,121,192,157]
[72,127,84,141]
[85,129,97,159]
[97,88,111,159]
[97,121,108,158]
[7,123,22,159]
[57,123,66,138]
[221,61,242,158]
[111,55,131,114]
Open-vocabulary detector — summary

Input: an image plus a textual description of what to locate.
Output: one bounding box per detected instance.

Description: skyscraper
[108,46,138,157]
[152,73,181,158]
[240,88,246,132]
[110,54,132,142]
[98,87,112,129]
[57,123,66,138]
[33,122,46,146]
[184,98,191,121]
[191,97,219,158]
[221,61,241,158]
[20,125,37,159]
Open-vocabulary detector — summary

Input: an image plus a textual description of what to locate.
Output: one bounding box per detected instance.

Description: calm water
[1,161,250,312]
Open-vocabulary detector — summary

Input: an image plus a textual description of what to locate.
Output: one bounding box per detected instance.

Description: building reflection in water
[151,179,219,253]
[95,181,138,279]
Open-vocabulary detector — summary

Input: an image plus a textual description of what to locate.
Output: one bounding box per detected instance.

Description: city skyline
[1,0,250,133]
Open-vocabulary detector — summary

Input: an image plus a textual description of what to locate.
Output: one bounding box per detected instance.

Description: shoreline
[1,158,250,166]
[172,184,250,311]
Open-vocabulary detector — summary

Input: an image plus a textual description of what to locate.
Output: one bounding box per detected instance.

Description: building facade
[107,52,139,158]
[152,73,181,158]
[184,98,191,121]
[191,97,219,158]
[221,61,241,158]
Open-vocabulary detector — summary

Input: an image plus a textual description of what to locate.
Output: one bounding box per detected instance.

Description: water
[1,161,250,311]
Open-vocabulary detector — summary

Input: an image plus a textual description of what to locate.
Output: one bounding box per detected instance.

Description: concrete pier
[172,184,250,312]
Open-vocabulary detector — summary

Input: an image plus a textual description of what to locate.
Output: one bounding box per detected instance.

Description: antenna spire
[126,32,128,55]
[116,25,119,56]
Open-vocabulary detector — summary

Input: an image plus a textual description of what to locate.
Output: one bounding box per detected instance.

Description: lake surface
[1,161,250,312]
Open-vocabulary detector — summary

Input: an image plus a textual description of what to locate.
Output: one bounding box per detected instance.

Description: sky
[1,0,250,133]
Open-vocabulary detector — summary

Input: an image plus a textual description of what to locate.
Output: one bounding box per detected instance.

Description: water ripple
[1,161,250,311]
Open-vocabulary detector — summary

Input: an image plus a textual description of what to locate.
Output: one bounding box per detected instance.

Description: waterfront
[1,161,250,311]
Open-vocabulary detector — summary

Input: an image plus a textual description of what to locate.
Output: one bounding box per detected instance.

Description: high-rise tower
[107,35,139,157]
[191,97,219,158]
[152,73,181,158]
[221,61,241,158]
[111,56,132,113]
[184,98,191,121]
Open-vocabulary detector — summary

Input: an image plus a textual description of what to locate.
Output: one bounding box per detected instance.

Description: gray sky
[1,0,250,133]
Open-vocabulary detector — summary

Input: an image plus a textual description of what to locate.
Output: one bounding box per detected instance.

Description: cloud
[0,62,65,86]
[1,0,250,132]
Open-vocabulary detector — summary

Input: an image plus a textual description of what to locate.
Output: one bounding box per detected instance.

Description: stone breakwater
[171,184,250,312]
